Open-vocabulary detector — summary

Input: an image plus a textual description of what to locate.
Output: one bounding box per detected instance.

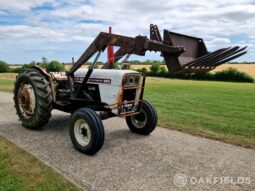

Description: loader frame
[66,24,247,105]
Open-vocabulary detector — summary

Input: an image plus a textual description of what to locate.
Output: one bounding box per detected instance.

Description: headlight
[125,74,141,87]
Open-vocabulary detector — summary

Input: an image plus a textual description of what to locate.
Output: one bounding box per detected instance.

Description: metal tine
[209,51,247,68]
[190,46,243,68]
[189,46,240,68]
[183,47,230,67]
[205,46,248,68]
[193,51,244,69]
[193,47,246,69]
[199,51,247,70]
[186,47,233,68]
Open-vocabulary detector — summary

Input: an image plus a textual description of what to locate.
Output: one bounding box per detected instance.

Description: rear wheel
[14,68,53,129]
[70,108,104,155]
[126,100,158,135]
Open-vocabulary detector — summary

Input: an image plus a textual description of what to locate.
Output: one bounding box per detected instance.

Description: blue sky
[0,0,255,64]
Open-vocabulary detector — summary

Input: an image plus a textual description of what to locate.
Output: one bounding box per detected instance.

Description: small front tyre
[70,108,104,155]
[126,100,158,135]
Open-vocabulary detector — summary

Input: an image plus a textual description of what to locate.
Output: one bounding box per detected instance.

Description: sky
[0,0,255,64]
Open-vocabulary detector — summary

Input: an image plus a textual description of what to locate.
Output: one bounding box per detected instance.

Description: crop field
[0,73,254,148]
[213,64,255,78]
[129,64,255,78]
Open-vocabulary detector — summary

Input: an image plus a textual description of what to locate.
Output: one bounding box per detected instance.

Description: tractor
[13,24,247,155]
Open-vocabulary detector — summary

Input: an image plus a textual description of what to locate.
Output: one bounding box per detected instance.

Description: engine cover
[74,69,144,115]
[74,69,140,86]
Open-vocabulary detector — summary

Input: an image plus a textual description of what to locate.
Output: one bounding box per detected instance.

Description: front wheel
[69,108,104,155]
[126,100,158,135]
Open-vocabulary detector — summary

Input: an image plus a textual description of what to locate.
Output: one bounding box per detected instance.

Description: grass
[144,77,255,148]
[0,73,16,92]
[0,136,82,191]
[0,73,255,148]
[0,79,14,92]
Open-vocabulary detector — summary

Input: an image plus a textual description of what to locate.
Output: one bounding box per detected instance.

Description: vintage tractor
[14,25,247,155]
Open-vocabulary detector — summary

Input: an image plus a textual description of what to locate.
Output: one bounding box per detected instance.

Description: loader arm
[69,32,184,75]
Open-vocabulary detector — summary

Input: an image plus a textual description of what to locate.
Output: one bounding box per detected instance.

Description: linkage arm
[68,32,184,75]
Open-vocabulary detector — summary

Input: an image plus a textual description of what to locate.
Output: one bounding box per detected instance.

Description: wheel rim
[18,83,36,118]
[130,109,147,129]
[74,119,91,146]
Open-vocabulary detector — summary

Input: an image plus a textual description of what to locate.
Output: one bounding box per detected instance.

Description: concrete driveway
[0,91,254,191]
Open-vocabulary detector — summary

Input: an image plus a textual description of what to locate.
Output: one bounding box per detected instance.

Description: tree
[45,60,65,72]
[150,63,160,74]
[160,66,167,72]
[21,62,36,71]
[0,60,10,73]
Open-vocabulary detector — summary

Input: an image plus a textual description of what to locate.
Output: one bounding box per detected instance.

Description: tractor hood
[74,69,140,86]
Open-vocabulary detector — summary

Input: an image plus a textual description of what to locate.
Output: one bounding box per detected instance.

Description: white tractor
[14,66,157,155]
[13,24,247,155]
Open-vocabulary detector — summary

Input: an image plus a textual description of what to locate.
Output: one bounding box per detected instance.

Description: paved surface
[0,91,255,191]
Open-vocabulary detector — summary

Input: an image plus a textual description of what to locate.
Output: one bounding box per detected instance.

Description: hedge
[0,60,65,73]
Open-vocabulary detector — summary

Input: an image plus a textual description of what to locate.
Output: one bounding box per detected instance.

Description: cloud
[0,25,95,43]
[48,0,255,37]
[205,38,231,48]
[52,5,96,19]
[0,0,55,11]
[0,0,254,63]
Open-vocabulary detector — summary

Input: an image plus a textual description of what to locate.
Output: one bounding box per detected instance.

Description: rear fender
[30,66,56,102]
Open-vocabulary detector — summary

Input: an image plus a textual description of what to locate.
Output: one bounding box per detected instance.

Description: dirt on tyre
[70,108,104,155]
[14,68,53,129]
[126,100,158,135]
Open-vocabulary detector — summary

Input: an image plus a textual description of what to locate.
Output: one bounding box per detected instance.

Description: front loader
[14,24,247,155]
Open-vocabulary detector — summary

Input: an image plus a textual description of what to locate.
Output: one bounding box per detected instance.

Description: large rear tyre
[14,68,53,129]
[70,108,104,155]
[126,100,157,135]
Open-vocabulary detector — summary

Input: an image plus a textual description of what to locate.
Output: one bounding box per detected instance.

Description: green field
[144,78,255,148]
[0,74,255,148]
[0,136,82,191]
